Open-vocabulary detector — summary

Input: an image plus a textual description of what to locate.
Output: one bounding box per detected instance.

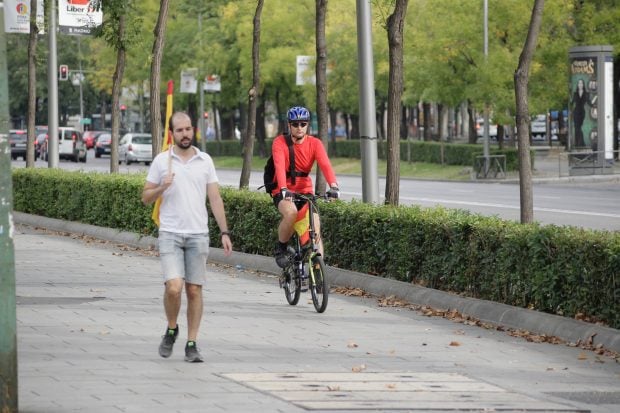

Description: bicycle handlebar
[292,192,332,203]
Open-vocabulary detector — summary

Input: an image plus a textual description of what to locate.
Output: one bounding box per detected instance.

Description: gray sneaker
[185,341,204,363]
[158,326,178,358]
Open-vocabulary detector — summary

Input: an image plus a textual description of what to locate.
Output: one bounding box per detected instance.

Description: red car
[82,130,106,150]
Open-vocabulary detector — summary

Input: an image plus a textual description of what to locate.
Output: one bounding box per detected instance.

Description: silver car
[118,133,153,165]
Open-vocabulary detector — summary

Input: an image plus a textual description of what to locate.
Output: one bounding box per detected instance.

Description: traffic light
[59,65,69,81]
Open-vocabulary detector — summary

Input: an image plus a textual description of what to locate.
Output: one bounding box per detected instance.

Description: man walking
[142,111,233,362]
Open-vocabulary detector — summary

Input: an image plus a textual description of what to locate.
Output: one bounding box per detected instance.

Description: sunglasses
[290,122,308,128]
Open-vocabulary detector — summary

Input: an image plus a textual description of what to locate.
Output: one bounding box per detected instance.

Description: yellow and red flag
[151,80,174,227]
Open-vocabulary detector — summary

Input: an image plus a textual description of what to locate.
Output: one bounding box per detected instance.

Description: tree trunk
[498,124,505,149]
[329,109,337,155]
[467,101,477,144]
[423,102,431,141]
[315,0,329,194]
[239,0,263,189]
[26,0,38,167]
[350,113,359,139]
[384,0,408,206]
[149,0,170,156]
[400,105,408,139]
[110,14,126,174]
[514,0,545,224]
[256,96,266,157]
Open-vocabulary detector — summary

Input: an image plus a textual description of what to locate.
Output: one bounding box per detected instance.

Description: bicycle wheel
[309,255,329,313]
[282,267,301,305]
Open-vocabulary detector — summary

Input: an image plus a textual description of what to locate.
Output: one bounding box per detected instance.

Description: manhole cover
[221,372,583,411]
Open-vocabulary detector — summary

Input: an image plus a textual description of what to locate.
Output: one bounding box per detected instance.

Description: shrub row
[207,139,527,170]
[12,168,618,328]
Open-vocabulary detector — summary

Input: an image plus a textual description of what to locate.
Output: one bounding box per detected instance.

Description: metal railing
[474,154,506,179]
[559,150,619,177]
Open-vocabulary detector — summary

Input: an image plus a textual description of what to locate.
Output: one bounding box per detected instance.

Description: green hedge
[12,168,618,328]
[206,139,527,171]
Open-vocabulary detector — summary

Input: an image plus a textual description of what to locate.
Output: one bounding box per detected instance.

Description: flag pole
[151,80,174,227]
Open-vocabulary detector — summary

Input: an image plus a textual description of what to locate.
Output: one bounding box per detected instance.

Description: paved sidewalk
[12,224,620,412]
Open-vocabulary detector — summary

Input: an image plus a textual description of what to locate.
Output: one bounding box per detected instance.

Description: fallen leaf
[351,364,367,373]
[449,341,461,347]
[386,383,397,389]
[347,341,359,348]
[327,385,340,391]
[578,352,588,360]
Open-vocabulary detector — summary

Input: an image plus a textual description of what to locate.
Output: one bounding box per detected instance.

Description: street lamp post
[482,0,490,174]
[355,0,379,204]
[48,0,59,168]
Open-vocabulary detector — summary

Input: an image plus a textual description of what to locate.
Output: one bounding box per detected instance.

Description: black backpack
[261,134,307,194]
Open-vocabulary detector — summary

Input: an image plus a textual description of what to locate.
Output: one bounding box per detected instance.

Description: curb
[13,211,620,354]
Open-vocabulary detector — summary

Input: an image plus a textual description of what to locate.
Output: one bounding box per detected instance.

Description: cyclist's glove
[280,187,294,201]
[326,186,340,199]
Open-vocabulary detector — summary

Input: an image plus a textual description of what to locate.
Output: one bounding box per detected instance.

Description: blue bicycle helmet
[287,106,311,122]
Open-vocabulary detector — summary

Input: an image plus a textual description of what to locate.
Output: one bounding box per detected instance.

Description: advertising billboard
[569,56,597,150]
[58,0,103,35]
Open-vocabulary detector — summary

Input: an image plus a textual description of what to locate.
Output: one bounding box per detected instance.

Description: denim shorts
[158,231,210,285]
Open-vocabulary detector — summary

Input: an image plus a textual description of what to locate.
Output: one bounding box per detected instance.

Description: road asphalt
[10,212,620,413]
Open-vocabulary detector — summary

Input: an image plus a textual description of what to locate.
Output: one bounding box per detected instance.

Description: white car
[476,118,498,140]
[40,127,87,163]
[531,114,547,140]
[118,133,153,165]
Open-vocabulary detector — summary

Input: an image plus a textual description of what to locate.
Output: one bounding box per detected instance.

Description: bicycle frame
[280,193,329,313]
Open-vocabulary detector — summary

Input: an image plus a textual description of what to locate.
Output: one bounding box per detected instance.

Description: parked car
[476,118,498,141]
[40,127,87,163]
[118,132,153,165]
[531,114,547,140]
[95,133,112,158]
[82,130,106,150]
[9,129,36,160]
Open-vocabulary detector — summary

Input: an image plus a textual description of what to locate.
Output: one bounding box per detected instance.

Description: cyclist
[271,106,340,268]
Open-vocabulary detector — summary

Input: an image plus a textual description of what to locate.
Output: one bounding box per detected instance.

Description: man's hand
[281,187,294,201]
[326,186,340,199]
[161,173,175,190]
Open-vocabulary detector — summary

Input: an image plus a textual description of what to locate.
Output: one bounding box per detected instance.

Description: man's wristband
[220,231,231,237]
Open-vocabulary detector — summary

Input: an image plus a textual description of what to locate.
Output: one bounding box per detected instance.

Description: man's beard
[177,138,192,149]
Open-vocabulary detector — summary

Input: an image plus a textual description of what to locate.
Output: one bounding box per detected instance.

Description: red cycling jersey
[271,133,337,195]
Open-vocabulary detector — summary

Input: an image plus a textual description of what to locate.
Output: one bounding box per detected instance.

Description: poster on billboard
[204,75,221,92]
[296,55,316,86]
[569,56,598,150]
[180,68,198,94]
[58,0,103,35]
[4,0,45,34]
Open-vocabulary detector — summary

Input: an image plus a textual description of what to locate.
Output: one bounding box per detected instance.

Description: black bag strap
[284,134,297,185]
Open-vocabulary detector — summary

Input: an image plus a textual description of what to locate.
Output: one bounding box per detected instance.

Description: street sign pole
[48,0,59,167]
[0,5,19,412]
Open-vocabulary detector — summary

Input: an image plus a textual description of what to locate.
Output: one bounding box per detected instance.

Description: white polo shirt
[146,147,219,234]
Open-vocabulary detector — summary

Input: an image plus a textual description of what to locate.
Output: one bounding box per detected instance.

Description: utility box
[568,46,614,175]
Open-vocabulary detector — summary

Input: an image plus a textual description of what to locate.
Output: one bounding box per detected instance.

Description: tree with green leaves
[515,0,545,224]
[383,0,408,206]
[95,0,142,172]
[149,0,170,155]
[240,0,264,190]
[26,0,39,167]
[314,0,329,194]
